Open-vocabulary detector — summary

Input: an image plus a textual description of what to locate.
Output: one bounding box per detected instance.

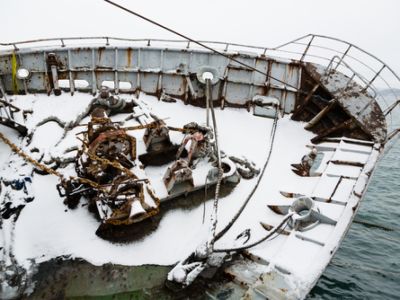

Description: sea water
[308,138,400,299]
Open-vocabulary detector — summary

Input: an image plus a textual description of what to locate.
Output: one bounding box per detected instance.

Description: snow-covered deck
[0,92,381,299]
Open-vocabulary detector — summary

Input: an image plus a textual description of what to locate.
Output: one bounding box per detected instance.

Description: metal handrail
[0,36,272,54]
[274,34,400,82]
[292,41,386,79]
[2,34,395,86]
[271,34,400,139]
[326,55,377,97]
[1,35,399,86]
[324,56,394,126]
[1,34,399,140]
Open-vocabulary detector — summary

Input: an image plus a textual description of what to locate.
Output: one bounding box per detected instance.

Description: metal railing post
[362,65,385,92]
[300,35,315,62]
[326,55,340,72]
[1,34,400,137]
[346,73,356,87]
[384,99,400,116]
[334,45,351,70]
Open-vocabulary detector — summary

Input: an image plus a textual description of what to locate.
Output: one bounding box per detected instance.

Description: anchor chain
[0,132,63,178]
[82,143,139,180]
[0,131,106,192]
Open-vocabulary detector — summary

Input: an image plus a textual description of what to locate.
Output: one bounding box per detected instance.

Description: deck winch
[53,90,243,234]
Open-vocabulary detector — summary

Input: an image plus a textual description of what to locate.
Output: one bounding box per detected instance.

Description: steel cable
[103,0,299,91]
[206,78,224,251]
[213,213,293,253]
[212,110,279,243]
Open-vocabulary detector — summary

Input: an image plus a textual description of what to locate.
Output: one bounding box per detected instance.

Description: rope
[212,110,279,243]
[103,0,300,91]
[0,131,63,178]
[0,123,156,201]
[0,131,106,192]
[206,79,223,251]
[213,213,293,253]
[202,175,208,224]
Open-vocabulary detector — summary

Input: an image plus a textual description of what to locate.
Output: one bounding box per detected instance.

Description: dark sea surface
[308,138,400,300]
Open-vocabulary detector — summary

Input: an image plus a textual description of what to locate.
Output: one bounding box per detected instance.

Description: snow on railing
[267,34,400,137]
[1,34,399,139]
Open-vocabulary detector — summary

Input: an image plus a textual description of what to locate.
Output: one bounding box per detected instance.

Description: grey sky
[1,0,399,74]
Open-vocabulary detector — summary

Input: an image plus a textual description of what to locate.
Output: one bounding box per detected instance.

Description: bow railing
[1,34,399,140]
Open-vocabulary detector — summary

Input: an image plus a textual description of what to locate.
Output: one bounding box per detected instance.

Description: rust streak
[98,47,105,64]
[267,205,285,215]
[127,48,132,67]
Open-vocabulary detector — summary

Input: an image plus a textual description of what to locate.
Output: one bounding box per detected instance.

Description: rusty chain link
[0,120,184,204]
[0,131,63,177]
[83,143,139,180]
[0,131,106,191]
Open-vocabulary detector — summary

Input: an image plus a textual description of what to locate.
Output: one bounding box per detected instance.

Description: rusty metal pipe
[205,78,211,127]
[50,65,61,96]
[205,77,223,251]
[185,76,197,99]
[0,82,12,119]
[304,100,336,130]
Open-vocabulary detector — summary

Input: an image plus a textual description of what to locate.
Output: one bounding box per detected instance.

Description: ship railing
[268,34,400,139]
[0,36,273,52]
[1,35,399,140]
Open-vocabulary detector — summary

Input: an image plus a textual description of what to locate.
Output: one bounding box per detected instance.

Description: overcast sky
[1,0,399,75]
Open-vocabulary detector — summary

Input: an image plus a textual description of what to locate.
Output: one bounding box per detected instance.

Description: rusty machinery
[58,107,160,226]
[58,105,219,228]
[163,122,215,195]
[138,115,178,166]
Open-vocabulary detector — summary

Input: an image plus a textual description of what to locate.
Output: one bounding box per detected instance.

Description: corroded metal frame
[1,34,399,140]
